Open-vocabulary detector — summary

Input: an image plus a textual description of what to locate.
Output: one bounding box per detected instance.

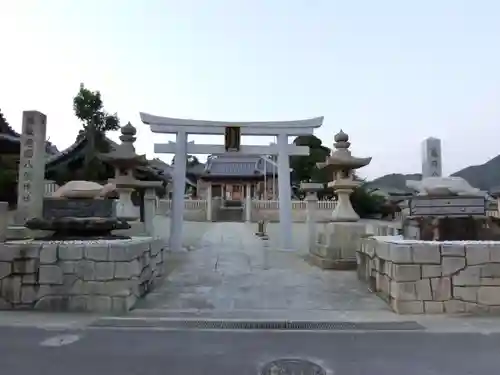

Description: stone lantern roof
[317,130,372,171]
[97,122,148,169]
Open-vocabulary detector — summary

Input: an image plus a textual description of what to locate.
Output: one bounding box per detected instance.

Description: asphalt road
[1,326,499,374]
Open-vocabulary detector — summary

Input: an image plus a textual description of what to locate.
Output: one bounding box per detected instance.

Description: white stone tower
[421,137,442,177]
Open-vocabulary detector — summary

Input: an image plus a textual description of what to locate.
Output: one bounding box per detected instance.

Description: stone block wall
[357,237,500,314]
[0,237,165,313]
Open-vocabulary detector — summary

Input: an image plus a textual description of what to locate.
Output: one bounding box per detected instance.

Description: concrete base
[311,222,367,269]
[307,253,357,270]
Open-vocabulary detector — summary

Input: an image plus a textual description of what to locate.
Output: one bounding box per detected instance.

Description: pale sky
[1,1,499,179]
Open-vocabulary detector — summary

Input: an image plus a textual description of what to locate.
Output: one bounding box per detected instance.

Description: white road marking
[40,334,81,347]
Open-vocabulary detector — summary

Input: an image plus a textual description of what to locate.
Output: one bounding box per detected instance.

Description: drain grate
[92,319,424,331]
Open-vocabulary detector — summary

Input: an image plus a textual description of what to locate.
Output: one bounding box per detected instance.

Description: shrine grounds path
[135,221,392,319]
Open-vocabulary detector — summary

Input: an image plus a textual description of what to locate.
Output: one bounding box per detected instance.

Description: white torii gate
[140,113,324,251]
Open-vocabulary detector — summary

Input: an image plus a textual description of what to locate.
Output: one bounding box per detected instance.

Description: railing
[252,200,337,210]
[156,198,500,221]
[44,180,59,197]
[159,199,208,210]
[489,210,500,218]
[317,200,337,210]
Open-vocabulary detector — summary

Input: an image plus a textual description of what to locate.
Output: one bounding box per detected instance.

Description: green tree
[73,83,120,180]
[0,109,15,136]
[290,135,331,184]
[350,184,385,218]
[171,154,200,168]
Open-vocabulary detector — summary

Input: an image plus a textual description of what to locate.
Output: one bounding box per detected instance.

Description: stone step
[215,208,244,222]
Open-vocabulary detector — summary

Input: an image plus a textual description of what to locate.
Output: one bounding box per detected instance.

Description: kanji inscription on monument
[421,137,442,178]
[16,111,47,224]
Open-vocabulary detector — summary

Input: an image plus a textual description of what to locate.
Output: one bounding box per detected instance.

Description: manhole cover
[261,359,326,375]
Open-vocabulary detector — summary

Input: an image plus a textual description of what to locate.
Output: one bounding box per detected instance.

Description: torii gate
[140,113,324,251]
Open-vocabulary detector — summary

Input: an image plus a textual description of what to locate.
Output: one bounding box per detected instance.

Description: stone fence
[250,200,337,222]
[0,237,165,312]
[156,199,339,222]
[155,198,500,223]
[357,236,500,314]
[158,199,208,221]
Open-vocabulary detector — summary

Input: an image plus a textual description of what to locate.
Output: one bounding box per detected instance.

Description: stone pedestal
[305,195,317,252]
[331,187,359,221]
[300,182,323,253]
[114,187,138,221]
[143,188,157,236]
[310,221,367,269]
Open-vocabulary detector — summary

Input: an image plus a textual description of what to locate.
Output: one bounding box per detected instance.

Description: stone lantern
[309,130,372,269]
[317,130,372,222]
[98,122,162,223]
[300,182,324,252]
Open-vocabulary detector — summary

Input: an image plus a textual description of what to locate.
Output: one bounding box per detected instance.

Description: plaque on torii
[225,126,241,152]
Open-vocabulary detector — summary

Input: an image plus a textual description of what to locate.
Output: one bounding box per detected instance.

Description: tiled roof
[148,158,197,186]
[0,131,60,155]
[203,154,278,177]
[46,138,85,164]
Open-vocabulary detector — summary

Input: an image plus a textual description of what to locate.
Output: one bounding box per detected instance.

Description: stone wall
[357,236,500,314]
[0,237,165,312]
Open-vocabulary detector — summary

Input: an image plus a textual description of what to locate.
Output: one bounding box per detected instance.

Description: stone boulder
[406,177,483,196]
[52,181,116,199]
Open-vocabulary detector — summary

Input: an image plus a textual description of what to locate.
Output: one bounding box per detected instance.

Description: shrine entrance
[140,113,323,251]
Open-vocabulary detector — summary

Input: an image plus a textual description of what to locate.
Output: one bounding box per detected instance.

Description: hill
[367,173,422,193]
[371,155,500,192]
[451,155,500,191]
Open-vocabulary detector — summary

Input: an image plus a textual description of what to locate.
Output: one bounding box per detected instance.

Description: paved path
[135,222,390,318]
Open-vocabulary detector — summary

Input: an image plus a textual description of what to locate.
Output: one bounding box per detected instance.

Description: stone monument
[24,181,130,240]
[98,122,162,224]
[15,111,47,225]
[421,137,442,178]
[1,177,164,312]
[310,130,373,269]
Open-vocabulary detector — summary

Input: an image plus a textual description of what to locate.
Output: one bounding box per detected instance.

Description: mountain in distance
[370,154,500,192]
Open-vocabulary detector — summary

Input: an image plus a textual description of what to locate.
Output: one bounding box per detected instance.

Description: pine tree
[0,109,18,136]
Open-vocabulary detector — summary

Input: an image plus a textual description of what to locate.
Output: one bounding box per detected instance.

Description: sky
[1,0,500,180]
